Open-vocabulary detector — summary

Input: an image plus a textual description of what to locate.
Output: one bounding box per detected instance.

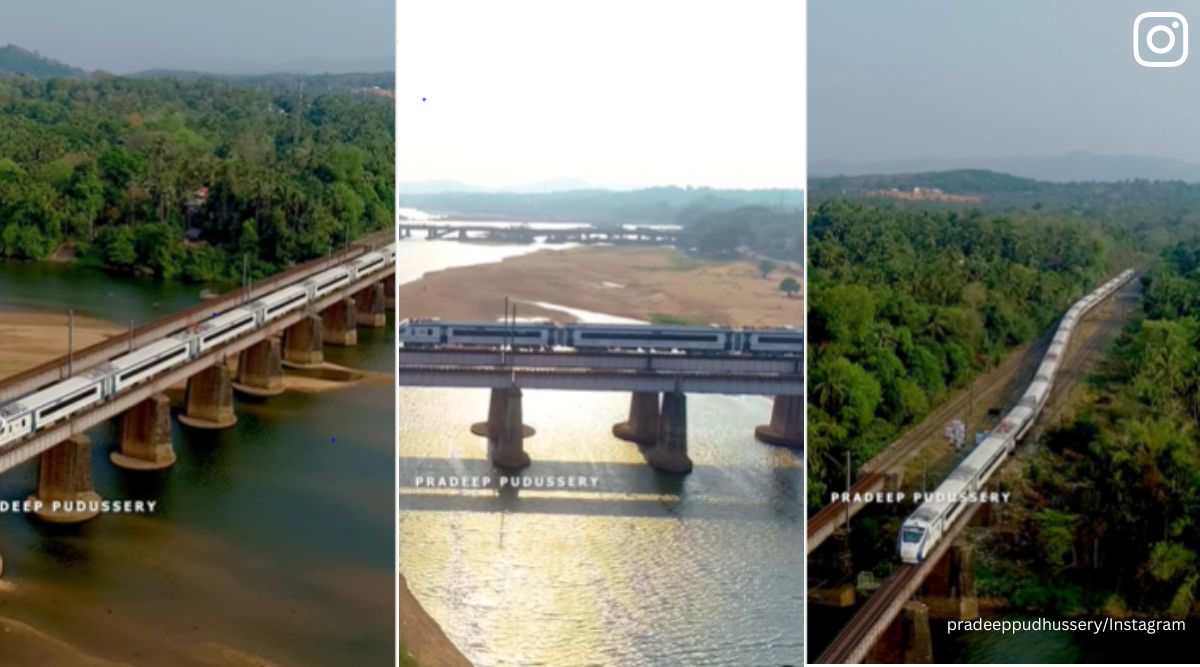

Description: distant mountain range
[0,43,391,80]
[399,178,600,195]
[0,44,85,78]
[812,151,1200,184]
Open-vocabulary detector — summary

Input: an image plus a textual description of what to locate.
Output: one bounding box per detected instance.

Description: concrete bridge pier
[111,393,177,470]
[322,298,358,346]
[233,338,285,397]
[612,391,661,444]
[921,539,980,621]
[28,434,102,523]
[867,600,934,663]
[473,387,532,470]
[648,390,692,474]
[470,388,536,441]
[754,395,804,448]
[179,363,238,429]
[283,315,324,367]
[355,283,387,327]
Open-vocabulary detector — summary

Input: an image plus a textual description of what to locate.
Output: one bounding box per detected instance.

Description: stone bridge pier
[111,393,177,470]
[322,298,358,346]
[755,395,803,448]
[283,314,324,367]
[356,283,387,327]
[383,276,396,310]
[920,538,979,621]
[28,434,103,523]
[233,338,285,397]
[866,600,934,663]
[179,363,238,429]
[471,387,534,469]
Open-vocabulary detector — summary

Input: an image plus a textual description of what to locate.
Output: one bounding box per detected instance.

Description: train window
[202,316,254,344]
[452,328,542,337]
[38,386,100,421]
[118,347,188,383]
[755,335,804,345]
[578,331,718,342]
[268,294,306,315]
[902,528,924,543]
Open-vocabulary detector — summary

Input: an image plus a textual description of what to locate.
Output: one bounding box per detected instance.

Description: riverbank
[0,312,123,380]
[398,245,802,327]
[400,573,473,667]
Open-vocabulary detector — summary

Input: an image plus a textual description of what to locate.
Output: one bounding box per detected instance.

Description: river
[397,231,805,667]
[0,261,394,666]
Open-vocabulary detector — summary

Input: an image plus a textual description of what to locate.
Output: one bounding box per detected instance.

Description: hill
[0,44,84,78]
[812,151,1200,184]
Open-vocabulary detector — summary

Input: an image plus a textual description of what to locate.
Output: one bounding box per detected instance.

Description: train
[897,269,1134,564]
[0,245,395,450]
[397,319,804,356]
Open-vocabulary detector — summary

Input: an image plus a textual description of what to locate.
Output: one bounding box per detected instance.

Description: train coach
[0,244,395,452]
[398,320,805,356]
[565,324,732,354]
[898,269,1133,564]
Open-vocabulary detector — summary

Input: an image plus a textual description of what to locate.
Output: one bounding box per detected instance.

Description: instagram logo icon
[1134,11,1188,67]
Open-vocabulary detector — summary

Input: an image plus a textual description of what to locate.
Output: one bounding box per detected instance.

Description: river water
[397,234,805,666]
[0,261,393,666]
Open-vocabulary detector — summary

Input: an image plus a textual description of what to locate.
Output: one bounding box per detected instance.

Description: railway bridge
[397,348,803,473]
[396,222,692,246]
[813,271,1140,663]
[0,241,395,577]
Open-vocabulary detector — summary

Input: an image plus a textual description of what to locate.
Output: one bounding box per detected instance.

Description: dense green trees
[0,73,393,282]
[975,238,1200,616]
[806,199,1109,505]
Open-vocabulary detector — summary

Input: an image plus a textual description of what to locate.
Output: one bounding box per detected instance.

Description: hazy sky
[397,0,806,191]
[810,0,1200,165]
[0,0,392,74]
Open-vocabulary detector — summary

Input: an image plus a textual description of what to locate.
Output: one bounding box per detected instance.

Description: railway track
[813,272,1141,663]
[0,238,389,403]
[807,327,1052,553]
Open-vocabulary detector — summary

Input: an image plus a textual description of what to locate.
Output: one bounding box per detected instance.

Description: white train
[898,269,1134,563]
[0,245,395,450]
[397,319,804,356]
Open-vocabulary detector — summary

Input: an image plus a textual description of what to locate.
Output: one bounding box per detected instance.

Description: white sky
[396,0,806,190]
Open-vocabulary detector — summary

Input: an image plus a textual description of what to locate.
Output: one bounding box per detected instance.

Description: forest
[806,198,1112,505]
[977,240,1200,617]
[810,170,1200,616]
[0,71,394,283]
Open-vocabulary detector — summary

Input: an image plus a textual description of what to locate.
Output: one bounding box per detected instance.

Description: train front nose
[898,525,926,563]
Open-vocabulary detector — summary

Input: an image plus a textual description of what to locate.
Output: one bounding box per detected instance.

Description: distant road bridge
[0,241,395,540]
[397,347,802,473]
[396,222,693,246]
